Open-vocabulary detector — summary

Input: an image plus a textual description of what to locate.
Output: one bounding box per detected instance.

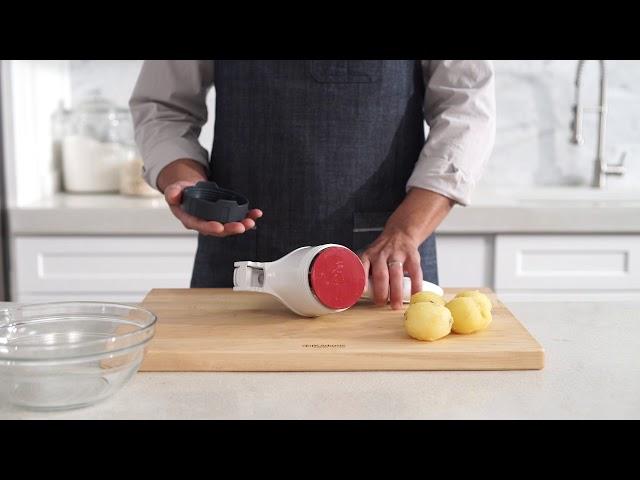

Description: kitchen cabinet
[12,233,639,303]
[14,236,197,303]
[439,234,639,300]
[14,234,494,303]
[494,234,640,300]
[436,235,494,288]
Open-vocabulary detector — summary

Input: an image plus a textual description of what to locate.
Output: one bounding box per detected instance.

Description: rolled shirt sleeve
[129,60,214,189]
[406,60,496,206]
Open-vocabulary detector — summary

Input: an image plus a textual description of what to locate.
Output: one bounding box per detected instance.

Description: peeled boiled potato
[455,290,492,314]
[410,291,445,306]
[446,296,492,334]
[404,302,453,342]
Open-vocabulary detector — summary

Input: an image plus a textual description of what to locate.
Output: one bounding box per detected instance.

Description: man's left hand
[360,188,455,310]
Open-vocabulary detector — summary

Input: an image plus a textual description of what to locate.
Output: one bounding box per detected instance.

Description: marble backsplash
[488,60,639,189]
[69,60,640,190]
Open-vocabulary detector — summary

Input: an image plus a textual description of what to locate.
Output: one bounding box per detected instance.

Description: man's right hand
[157,159,263,237]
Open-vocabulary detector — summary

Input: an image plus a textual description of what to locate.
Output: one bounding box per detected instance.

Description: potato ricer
[233,244,444,317]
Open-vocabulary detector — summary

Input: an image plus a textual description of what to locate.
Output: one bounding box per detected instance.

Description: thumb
[164,183,185,206]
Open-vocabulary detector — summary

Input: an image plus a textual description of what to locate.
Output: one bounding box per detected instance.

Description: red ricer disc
[309,246,366,310]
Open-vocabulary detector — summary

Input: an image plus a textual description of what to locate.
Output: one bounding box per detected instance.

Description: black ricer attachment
[181,181,250,223]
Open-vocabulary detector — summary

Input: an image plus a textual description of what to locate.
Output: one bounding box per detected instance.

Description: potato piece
[403,302,453,342]
[455,290,492,314]
[446,297,492,334]
[410,291,446,306]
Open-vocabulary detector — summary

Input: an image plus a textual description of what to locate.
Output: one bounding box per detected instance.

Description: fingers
[407,251,424,295]
[170,205,223,234]
[172,205,267,237]
[388,260,405,310]
[240,210,262,230]
[241,218,256,230]
[363,242,423,309]
[199,221,225,235]
[359,253,371,293]
[222,222,246,235]
[248,209,263,220]
[371,256,390,306]
[173,208,225,235]
[164,183,186,206]
[165,182,264,237]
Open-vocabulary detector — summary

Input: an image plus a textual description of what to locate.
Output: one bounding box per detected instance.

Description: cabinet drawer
[15,236,198,294]
[495,235,640,291]
[436,235,494,288]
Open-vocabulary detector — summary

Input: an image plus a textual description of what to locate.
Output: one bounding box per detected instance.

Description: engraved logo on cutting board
[302,344,346,348]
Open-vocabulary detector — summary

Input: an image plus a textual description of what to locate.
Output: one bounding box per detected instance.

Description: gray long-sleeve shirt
[130,60,495,206]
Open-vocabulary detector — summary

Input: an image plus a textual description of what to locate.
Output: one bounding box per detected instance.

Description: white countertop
[1,300,639,419]
[9,187,640,235]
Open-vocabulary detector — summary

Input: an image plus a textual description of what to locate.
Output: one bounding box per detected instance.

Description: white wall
[69,59,640,190]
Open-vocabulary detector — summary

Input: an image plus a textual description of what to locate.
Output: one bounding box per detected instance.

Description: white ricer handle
[361,277,443,303]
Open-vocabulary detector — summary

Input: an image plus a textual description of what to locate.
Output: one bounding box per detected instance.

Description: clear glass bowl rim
[0,301,157,361]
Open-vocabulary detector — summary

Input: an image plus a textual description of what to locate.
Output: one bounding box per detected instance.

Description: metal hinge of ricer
[233,262,265,290]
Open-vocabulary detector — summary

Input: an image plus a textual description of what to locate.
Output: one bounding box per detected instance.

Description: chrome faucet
[570,60,626,188]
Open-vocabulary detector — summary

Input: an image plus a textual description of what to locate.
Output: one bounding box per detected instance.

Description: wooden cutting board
[138,288,544,371]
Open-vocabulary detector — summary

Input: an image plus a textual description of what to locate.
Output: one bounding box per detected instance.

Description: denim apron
[191,60,438,287]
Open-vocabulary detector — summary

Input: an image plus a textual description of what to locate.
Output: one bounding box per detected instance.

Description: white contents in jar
[61,135,127,192]
[120,154,162,197]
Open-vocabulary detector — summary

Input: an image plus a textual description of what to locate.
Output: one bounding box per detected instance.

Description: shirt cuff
[405,160,476,207]
[142,137,211,190]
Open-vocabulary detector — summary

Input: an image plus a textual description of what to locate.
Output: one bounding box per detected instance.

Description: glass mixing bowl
[0,302,156,411]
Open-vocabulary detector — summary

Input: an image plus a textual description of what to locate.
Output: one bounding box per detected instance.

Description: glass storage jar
[60,90,133,193]
[119,143,162,197]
